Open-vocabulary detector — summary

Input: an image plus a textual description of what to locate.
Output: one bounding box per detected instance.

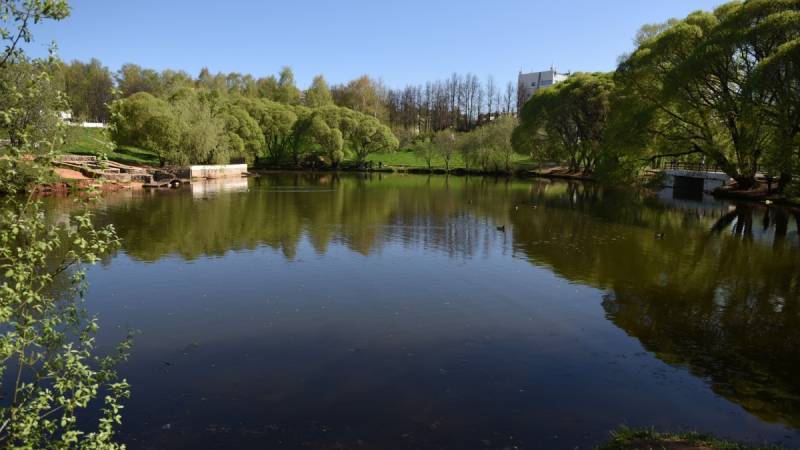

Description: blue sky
[28,0,722,89]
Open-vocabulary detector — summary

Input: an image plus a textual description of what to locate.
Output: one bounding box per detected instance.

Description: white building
[518,68,569,103]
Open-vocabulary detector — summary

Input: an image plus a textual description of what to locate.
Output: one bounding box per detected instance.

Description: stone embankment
[53,156,250,189]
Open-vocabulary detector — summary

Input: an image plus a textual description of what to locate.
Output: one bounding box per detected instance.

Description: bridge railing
[657,161,723,173]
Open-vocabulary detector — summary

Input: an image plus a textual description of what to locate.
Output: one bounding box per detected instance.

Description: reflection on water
[190,177,249,198]
[44,173,800,449]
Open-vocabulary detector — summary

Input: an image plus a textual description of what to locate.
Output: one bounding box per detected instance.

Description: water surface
[51,173,800,449]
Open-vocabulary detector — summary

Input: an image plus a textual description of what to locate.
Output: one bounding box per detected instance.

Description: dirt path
[53,167,89,180]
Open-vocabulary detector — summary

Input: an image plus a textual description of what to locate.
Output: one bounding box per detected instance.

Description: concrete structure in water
[189,164,248,179]
[518,68,570,104]
[662,168,732,192]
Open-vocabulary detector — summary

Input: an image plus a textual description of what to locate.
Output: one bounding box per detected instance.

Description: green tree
[116,63,163,97]
[305,74,333,108]
[513,73,614,174]
[255,75,279,100]
[109,92,182,166]
[0,57,64,150]
[457,130,478,171]
[434,130,458,171]
[347,112,399,163]
[159,69,194,96]
[482,115,518,172]
[614,2,800,189]
[218,101,264,164]
[332,75,387,121]
[276,66,301,105]
[238,98,298,164]
[60,58,113,122]
[171,94,226,164]
[720,0,800,193]
[414,139,437,170]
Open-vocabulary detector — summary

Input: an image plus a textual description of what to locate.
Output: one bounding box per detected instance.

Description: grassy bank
[61,127,159,166]
[598,428,784,450]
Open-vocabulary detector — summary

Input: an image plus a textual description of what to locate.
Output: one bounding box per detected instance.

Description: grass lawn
[598,427,784,450]
[365,149,536,170]
[61,127,159,166]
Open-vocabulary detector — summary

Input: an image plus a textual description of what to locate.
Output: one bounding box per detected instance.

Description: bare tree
[503,81,516,115]
[486,76,497,120]
[382,73,512,132]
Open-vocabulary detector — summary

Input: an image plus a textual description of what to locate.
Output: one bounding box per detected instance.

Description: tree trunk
[778,172,792,193]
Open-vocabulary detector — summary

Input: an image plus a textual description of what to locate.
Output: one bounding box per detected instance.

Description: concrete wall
[662,169,731,192]
[189,164,248,179]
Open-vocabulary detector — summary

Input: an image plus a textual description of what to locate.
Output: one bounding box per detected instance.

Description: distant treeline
[49,60,525,168]
[53,61,517,135]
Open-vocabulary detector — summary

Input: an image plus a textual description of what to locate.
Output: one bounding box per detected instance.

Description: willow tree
[346,112,399,163]
[512,72,614,174]
[721,0,800,192]
[615,0,800,189]
[109,92,182,165]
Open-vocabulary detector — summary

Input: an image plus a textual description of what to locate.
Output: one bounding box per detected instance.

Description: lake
[46,172,800,449]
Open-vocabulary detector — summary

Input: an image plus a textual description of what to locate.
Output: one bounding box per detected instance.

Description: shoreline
[250,164,598,180]
[40,163,800,208]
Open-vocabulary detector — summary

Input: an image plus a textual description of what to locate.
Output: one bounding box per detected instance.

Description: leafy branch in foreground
[0,195,131,449]
[1,0,132,448]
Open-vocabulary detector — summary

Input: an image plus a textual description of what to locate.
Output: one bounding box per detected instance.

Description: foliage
[0,196,131,449]
[0,57,65,150]
[115,63,164,98]
[614,0,800,189]
[0,0,70,193]
[433,130,458,171]
[331,75,387,121]
[217,101,264,164]
[513,72,614,174]
[107,80,398,168]
[413,139,436,170]
[1,1,131,448]
[109,92,181,166]
[59,58,113,122]
[172,93,227,165]
[0,0,69,67]
[238,97,297,164]
[459,115,518,172]
[304,74,332,108]
[348,113,399,163]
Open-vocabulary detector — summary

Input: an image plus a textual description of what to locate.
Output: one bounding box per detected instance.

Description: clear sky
[28,0,723,89]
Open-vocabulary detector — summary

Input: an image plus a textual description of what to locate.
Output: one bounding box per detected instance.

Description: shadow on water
[39,173,800,449]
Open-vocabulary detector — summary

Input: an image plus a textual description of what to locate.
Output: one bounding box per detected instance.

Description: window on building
[530,82,537,87]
